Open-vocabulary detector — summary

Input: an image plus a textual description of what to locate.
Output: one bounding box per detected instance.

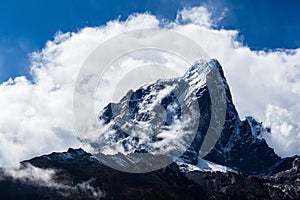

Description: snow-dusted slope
[177,158,234,173]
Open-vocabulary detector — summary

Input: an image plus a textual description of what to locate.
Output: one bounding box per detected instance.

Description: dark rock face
[204,116,295,175]
[0,148,299,200]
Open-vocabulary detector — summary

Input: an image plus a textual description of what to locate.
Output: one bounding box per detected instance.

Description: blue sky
[0,0,299,82]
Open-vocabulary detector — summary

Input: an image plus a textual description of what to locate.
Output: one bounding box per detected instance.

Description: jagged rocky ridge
[0,148,299,200]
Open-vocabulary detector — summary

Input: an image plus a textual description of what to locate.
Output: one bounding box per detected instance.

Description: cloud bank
[0,6,299,166]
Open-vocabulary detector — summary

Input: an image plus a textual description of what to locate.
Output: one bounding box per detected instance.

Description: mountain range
[0,59,298,199]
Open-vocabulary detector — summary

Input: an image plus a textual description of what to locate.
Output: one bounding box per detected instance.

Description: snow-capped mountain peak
[93,59,298,175]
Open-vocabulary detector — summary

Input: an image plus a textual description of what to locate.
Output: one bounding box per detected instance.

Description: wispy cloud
[2,164,105,198]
